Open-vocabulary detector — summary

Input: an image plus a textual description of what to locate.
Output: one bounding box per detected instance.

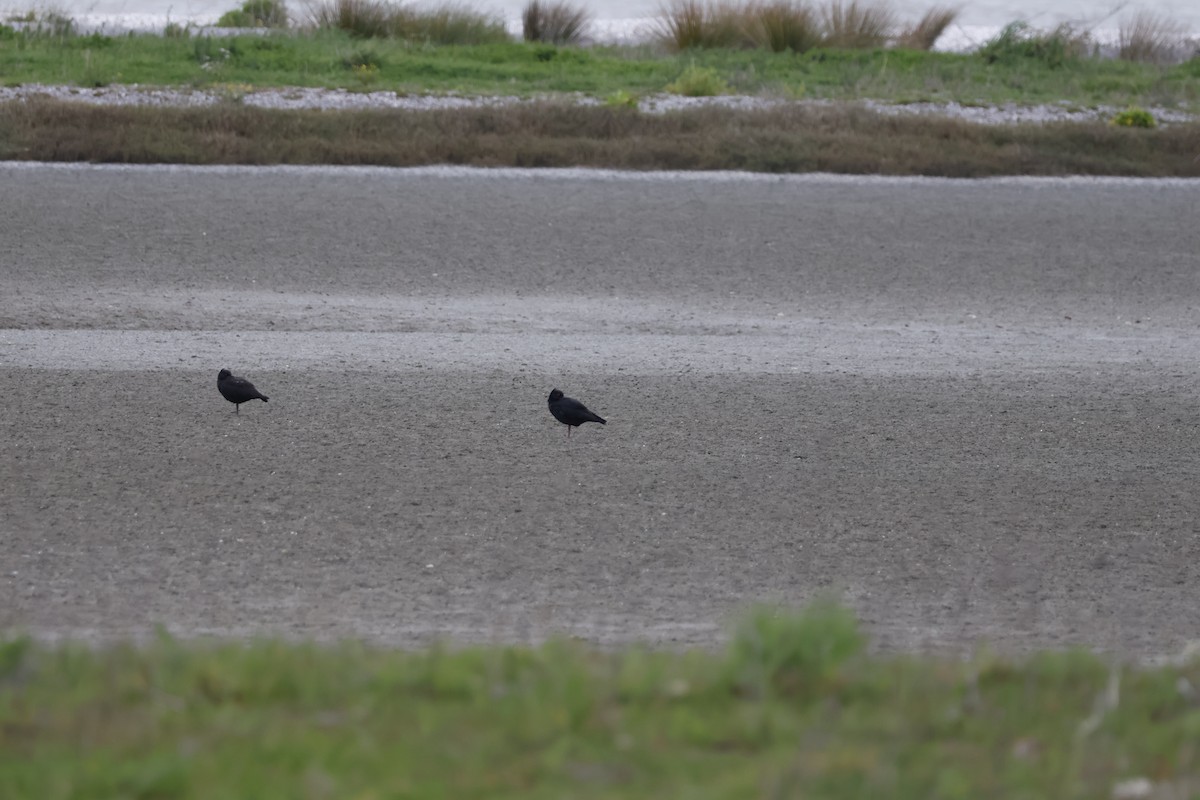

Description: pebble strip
[1,82,1195,125]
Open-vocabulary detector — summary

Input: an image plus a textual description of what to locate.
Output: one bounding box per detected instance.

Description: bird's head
[218,368,232,380]
[548,389,564,402]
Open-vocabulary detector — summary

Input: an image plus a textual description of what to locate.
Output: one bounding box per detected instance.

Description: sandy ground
[2,163,1200,658]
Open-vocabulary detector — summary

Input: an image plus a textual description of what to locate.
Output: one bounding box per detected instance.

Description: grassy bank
[2,20,1197,174]
[2,27,1199,108]
[2,604,1198,798]
[2,98,1198,176]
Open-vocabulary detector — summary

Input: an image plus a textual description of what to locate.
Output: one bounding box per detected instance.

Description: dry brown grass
[655,0,902,52]
[896,5,958,51]
[522,0,590,44]
[2,99,1197,177]
[389,3,508,44]
[1117,11,1190,65]
[819,0,895,49]
[654,0,968,53]
[303,0,392,37]
[653,0,750,50]
[302,0,507,41]
[745,1,820,53]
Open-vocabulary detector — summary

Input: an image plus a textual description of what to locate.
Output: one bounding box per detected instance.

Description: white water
[7,0,1200,48]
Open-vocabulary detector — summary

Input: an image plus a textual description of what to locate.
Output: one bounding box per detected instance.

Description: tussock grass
[3,98,1197,176]
[390,2,508,45]
[745,0,820,53]
[2,604,1199,798]
[978,20,1093,68]
[522,0,590,45]
[217,0,291,28]
[301,0,508,42]
[653,0,750,51]
[818,0,895,49]
[653,1,964,53]
[304,0,392,37]
[896,4,958,51]
[1118,11,1190,66]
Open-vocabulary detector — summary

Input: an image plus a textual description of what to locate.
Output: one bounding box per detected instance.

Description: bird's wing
[565,398,604,423]
[224,377,265,398]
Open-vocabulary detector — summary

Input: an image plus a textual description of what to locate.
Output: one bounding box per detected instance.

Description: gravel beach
[2,163,1199,657]
[5,82,1198,124]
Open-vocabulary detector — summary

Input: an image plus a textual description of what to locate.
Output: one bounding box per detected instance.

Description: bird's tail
[262,395,269,402]
[595,415,606,425]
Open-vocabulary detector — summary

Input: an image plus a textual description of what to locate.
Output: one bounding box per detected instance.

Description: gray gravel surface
[4,83,1197,124]
[3,163,1200,657]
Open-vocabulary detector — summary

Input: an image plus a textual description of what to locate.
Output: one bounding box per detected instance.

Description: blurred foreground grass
[2,603,1198,798]
[3,99,1199,176]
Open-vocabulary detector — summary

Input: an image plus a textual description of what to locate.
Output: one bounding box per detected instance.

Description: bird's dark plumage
[218,368,268,414]
[548,388,605,437]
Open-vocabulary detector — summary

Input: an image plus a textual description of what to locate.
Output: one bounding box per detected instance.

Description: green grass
[216,0,289,29]
[2,603,1199,798]
[0,28,1197,108]
[1,24,1197,174]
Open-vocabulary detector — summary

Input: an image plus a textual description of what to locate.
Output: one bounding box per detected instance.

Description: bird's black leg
[235,403,240,415]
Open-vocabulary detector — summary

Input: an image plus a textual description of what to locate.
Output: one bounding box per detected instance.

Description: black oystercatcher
[218,368,269,414]
[548,388,606,438]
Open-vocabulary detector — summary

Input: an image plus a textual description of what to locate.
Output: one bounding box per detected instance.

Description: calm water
[17,0,1200,45]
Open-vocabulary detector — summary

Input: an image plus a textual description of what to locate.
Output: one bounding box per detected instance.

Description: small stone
[1111,778,1153,799]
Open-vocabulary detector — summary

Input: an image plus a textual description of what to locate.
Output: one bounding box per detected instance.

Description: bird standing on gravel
[547,388,606,438]
[217,368,269,414]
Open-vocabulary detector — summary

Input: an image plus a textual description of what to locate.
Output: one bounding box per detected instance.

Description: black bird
[547,388,606,438]
[217,368,268,414]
